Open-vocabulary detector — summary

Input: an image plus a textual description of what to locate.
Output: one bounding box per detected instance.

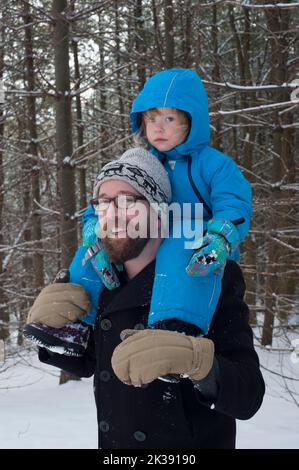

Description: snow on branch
[269,236,299,253]
[73,135,133,165]
[0,237,59,253]
[5,89,55,98]
[241,2,299,10]
[203,80,299,92]
[32,199,60,216]
[70,62,136,98]
[210,99,299,117]
[280,183,299,191]
[70,132,104,160]
[196,1,299,9]
[3,213,33,270]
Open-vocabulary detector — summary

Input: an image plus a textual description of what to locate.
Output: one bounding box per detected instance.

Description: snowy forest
[0,0,298,449]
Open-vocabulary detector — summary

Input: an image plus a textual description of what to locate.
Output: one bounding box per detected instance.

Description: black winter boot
[23,269,90,356]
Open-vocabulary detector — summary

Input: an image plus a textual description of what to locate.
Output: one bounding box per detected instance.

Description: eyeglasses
[90,194,147,212]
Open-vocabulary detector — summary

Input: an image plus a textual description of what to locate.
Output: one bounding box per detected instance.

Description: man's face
[96,180,151,264]
[144,107,189,152]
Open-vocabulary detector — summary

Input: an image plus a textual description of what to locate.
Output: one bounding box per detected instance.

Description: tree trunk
[114,0,126,151]
[59,370,81,385]
[228,5,247,160]
[241,8,257,324]
[0,17,8,342]
[164,0,174,68]
[211,5,222,152]
[19,112,32,346]
[151,0,164,66]
[135,0,146,88]
[183,0,192,67]
[53,0,79,384]
[71,1,86,212]
[262,4,294,345]
[24,2,44,291]
[96,12,109,167]
[53,0,77,268]
[72,36,86,212]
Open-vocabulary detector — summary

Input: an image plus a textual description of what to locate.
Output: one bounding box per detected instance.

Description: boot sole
[23,324,86,356]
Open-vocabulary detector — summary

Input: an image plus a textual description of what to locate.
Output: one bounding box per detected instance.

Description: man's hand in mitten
[111,329,214,387]
[26,272,90,328]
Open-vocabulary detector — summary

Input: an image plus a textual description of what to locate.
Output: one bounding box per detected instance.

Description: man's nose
[105,200,117,218]
[105,202,128,226]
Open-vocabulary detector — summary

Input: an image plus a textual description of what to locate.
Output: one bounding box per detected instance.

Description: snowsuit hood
[130,68,210,158]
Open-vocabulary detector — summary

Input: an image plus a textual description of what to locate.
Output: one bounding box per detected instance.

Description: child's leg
[148,231,223,336]
[69,244,105,325]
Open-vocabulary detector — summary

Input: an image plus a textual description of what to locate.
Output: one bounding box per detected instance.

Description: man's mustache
[99,218,128,237]
[99,217,143,239]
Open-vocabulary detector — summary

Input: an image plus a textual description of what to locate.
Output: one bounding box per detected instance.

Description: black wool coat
[39,260,265,449]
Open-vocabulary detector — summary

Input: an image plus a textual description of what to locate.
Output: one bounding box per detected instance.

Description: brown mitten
[26,283,90,328]
[111,329,214,387]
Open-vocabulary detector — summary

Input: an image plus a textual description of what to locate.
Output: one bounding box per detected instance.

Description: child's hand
[186,233,229,276]
[186,218,241,277]
[82,217,98,248]
[82,217,121,290]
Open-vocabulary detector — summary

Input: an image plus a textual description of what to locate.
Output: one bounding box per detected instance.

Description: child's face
[143,107,189,152]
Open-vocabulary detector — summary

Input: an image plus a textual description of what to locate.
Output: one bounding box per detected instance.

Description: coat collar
[100,260,155,316]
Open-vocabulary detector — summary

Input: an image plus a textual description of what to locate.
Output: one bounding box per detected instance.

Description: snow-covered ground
[0,344,298,449]
[237,345,299,449]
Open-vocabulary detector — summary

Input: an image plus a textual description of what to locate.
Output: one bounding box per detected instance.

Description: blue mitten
[186,219,240,277]
[82,215,98,248]
[82,217,121,290]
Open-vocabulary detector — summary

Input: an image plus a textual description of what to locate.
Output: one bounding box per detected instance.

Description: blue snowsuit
[70,68,252,334]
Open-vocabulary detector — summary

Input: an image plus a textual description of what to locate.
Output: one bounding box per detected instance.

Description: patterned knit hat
[93,147,172,205]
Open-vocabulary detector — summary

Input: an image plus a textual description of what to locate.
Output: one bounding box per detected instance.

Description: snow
[0,345,298,449]
[0,353,97,449]
[237,344,299,449]
[63,156,71,165]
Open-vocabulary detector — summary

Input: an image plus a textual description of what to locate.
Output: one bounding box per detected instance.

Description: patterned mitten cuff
[207,218,240,254]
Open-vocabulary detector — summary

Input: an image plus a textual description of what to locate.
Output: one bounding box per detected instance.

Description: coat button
[100,319,112,331]
[99,421,109,432]
[133,430,146,442]
[99,370,111,382]
[134,323,145,330]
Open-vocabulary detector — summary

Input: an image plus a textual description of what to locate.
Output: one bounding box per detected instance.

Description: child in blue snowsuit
[24,68,252,358]
[69,68,252,336]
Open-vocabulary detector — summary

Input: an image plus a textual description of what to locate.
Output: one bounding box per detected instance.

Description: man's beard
[102,235,149,264]
[100,215,151,264]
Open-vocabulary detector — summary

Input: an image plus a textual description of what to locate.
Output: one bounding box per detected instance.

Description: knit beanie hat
[93,147,172,206]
